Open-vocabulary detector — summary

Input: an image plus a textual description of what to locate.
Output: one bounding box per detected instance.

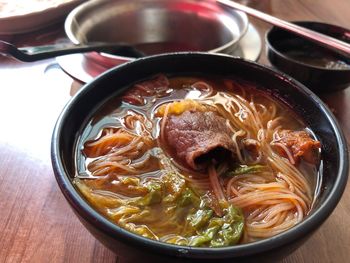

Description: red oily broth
[73,74,322,247]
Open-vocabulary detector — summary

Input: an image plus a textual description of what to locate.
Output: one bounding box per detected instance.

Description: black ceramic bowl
[266,21,350,93]
[51,53,348,263]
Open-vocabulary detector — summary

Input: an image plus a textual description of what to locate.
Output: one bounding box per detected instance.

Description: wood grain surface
[0,1,349,262]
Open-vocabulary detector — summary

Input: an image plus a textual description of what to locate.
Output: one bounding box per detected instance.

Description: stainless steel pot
[65,0,248,67]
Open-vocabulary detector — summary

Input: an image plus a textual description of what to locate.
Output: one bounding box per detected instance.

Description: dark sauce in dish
[276,39,350,70]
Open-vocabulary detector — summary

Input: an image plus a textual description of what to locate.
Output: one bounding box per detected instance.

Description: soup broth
[74,75,321,247]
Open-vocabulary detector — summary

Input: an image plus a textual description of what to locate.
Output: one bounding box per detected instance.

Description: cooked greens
[225,164,267,176]
[74,172,244,247]
[188,205,244,247]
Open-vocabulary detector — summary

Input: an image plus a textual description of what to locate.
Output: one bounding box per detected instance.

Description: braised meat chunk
[164,110,236,170]
[273,130,321,164]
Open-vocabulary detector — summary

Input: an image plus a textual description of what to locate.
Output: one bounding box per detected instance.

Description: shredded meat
[274,130,321,164]
[164,110,236,170]
[122,74,169,105]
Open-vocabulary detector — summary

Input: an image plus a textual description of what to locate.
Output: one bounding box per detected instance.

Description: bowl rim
[64,0,249,59]
[265,21,350,72]
[51,52,349,259]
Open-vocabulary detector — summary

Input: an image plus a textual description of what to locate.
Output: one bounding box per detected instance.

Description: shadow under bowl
[266,21,350,93]
[51,53,348,263]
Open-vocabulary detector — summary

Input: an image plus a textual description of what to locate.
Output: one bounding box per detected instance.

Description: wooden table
[1,1,349,262]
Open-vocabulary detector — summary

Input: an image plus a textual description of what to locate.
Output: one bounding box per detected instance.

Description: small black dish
[51,53,348,263]
[266,21,350,93]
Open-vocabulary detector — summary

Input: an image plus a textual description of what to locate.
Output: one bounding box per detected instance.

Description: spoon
[0,40,145,62]
[217,0,350,58]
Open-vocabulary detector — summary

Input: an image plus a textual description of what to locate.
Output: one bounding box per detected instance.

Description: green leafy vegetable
[76,171,245,248]
[163,172,187,203]
[226,164,267,176]
[188,205,244,247]
[187,209,213,229]
[133,182,162,206]
[178,188,200,207]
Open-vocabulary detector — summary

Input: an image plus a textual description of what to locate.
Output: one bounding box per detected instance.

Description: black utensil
[0,40,145,62]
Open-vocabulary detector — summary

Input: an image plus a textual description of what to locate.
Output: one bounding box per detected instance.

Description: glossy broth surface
[74,75,321,247]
